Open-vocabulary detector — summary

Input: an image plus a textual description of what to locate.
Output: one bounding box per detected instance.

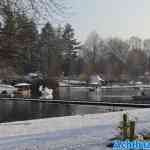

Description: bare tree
[106,38,129,64]
[83,31,101,64]
[0,0,70,23]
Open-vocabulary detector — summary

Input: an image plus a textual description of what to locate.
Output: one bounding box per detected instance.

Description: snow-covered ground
[0,108,150,149]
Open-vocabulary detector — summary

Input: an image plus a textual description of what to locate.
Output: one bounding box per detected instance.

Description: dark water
[0,86,144,123]
[0,100,134,123]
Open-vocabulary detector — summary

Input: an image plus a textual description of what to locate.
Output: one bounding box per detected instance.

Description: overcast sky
[66,0,150,43]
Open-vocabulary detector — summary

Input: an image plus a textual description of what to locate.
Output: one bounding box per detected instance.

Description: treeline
[0,7,81,79]
[81,32,150,81]
[0,2,150,82]
[0,13,150,82]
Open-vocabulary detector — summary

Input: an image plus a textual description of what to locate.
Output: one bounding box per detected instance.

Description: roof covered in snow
[14,83,31,87]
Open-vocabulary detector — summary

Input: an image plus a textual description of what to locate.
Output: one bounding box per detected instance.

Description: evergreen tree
[0,9,39,75]
[39,22,63,77]
[16,16,39,74]
[0,5,18,63]
[62,23,80,76]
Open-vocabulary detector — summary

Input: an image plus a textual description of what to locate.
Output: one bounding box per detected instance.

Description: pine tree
[39,22,63,77]
[62,23,80,76]
[15,15,39,74]
[0,9,39,75]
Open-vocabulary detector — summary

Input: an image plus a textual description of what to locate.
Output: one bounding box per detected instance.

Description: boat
[0,84,17,97]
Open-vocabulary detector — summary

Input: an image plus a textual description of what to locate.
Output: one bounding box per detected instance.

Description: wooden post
[129,121,135,140]
[123,113,128,140]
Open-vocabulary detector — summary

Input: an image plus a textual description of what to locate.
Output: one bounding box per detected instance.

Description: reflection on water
[0,100,72,123]
[0,100,134,123]
[0,86,143,123]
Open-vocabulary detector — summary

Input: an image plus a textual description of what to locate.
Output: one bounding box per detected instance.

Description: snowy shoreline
[0,108,149,149]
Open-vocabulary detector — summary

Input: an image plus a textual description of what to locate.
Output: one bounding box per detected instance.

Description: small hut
[14,83,31,98]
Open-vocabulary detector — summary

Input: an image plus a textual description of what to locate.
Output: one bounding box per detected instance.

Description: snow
[0,108,150,149]
[14,83,31,87]
[0,84,15,89]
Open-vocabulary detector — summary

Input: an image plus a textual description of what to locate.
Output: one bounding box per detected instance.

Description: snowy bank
[0,108,150,149]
